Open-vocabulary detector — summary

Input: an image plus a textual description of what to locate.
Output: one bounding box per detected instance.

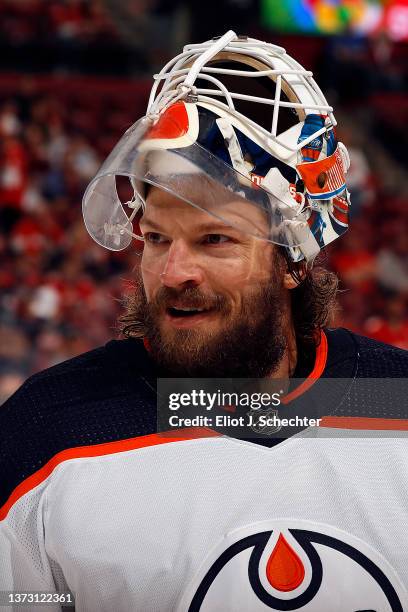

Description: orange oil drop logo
[266,533,305,592]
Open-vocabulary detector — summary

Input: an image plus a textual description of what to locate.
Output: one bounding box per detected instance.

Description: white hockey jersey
[1,329,408,611]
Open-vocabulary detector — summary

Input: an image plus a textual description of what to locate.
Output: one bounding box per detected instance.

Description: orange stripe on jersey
[319,417,408,431]
[0,428,220,521]
[281,329,328,405]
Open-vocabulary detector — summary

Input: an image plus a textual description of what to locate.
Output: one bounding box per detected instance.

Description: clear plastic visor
[82,114,310,254]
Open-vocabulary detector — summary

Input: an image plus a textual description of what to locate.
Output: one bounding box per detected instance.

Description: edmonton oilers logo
[178,521,406,612]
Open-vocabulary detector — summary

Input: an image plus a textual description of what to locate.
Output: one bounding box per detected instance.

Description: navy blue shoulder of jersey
[352,331,408,377]
[0,338,157,510]
[1,329,407,509]
[323,327,408,378]
[318,327,408,422]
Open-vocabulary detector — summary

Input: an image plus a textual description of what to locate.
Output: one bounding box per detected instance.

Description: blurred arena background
[0,0,407,404]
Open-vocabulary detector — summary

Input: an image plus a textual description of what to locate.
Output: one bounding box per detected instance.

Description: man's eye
[203,234,231,245]
[145,232,167,244]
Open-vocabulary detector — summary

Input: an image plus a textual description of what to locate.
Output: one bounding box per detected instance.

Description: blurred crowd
[0,0,259,75]
[0,0,121,72]
[0,76,149,403]
[0,2,407,403]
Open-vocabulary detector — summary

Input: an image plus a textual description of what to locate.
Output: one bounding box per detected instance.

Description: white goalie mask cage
[82,30,350,264]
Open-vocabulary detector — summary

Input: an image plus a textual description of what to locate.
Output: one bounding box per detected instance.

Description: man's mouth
[164,304,216,327]
[167,306,209,318]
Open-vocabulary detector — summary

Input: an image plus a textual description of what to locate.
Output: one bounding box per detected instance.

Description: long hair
[283,249,339,356]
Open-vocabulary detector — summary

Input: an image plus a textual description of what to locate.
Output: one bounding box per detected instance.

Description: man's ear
[275,247,307,289]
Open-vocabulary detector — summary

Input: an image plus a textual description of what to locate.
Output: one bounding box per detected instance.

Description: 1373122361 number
[5,592,74,605]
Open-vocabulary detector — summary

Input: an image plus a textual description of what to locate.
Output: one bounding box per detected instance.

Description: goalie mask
[82,30,351,265]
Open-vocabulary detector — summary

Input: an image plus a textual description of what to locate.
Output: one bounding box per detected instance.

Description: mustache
[150,286,229,312]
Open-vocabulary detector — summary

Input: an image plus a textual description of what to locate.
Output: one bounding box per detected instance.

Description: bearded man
[1,32,408,612]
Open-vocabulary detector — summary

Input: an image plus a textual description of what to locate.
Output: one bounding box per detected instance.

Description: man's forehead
[142,184,270,235]
[145,177,235,207]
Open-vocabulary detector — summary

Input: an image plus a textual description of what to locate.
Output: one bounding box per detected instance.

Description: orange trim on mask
[146,101,189,140]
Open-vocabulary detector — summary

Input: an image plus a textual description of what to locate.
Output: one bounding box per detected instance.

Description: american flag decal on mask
[297,146,346,200]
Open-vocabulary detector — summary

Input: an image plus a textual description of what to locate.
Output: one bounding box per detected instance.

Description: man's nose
[160,240,204,288]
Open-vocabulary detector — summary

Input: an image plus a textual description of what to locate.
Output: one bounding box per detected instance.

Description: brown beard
[120,267,288,378]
